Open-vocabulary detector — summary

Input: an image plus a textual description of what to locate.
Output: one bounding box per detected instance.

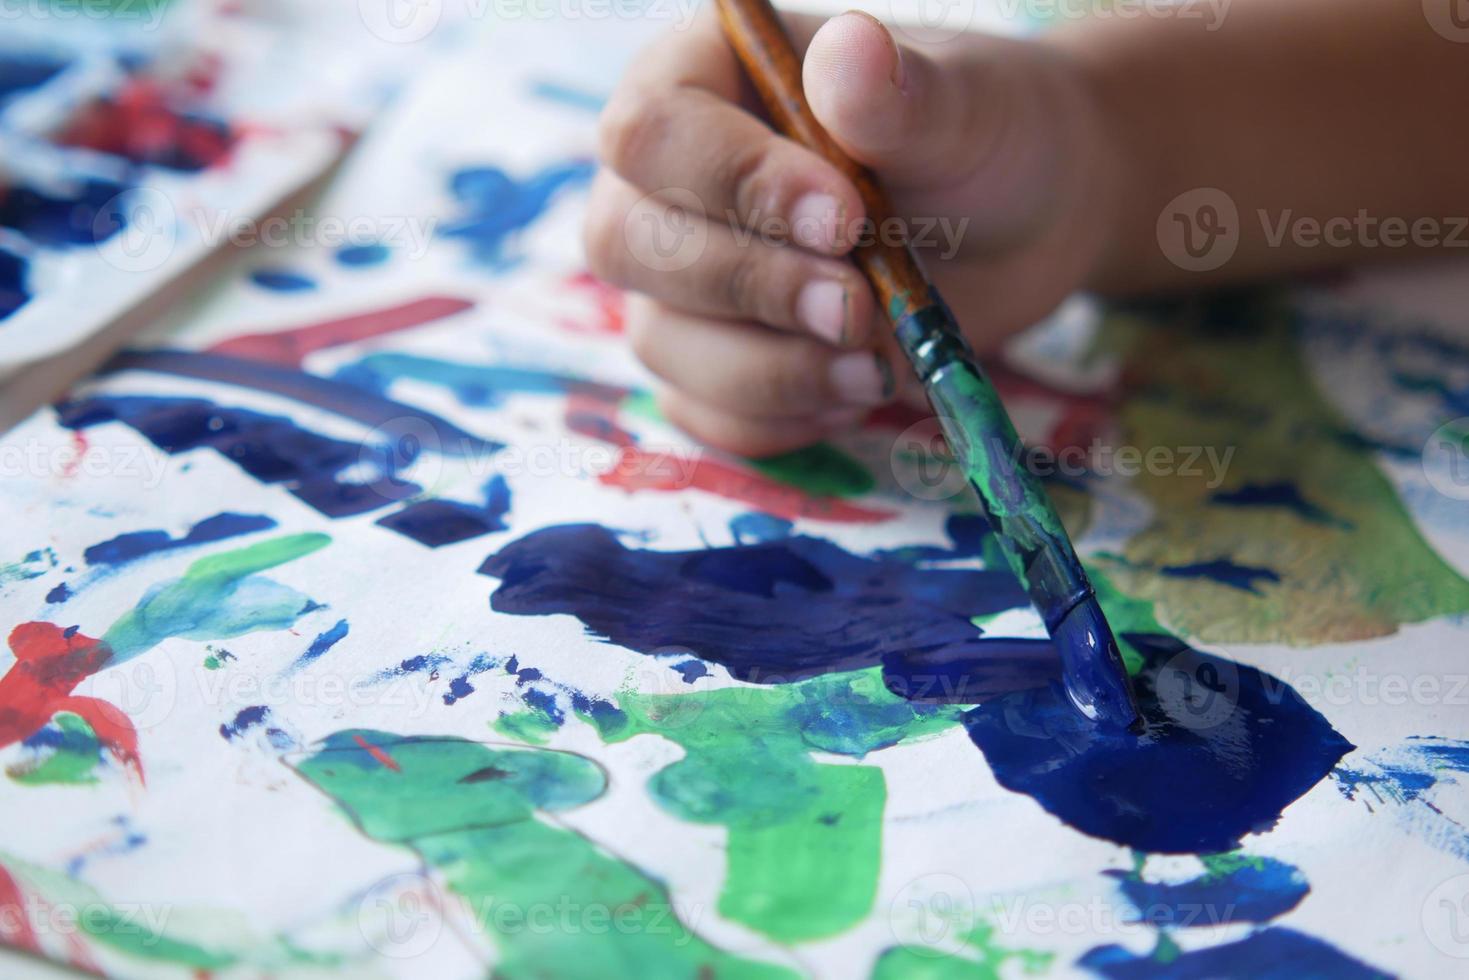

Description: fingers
[585,172,878,346]
[658,388,868,458]
[625,295,897,420]
[599,8,862,254]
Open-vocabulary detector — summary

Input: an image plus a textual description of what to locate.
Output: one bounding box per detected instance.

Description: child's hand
[585,9,1123,455]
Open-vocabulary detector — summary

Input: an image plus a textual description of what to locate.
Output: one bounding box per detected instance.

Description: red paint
[557,272,624,336]
[55,78,236,173]
[62,430,89,479]
[352,733,402,772]
[207,296,476,367]
[602,449,895,524]
[0,623,141,782]
[0,864,40,955]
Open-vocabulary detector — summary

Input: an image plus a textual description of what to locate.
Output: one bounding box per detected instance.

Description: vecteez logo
[359,0,445,44]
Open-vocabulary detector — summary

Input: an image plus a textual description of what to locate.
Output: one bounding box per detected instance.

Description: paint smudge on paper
[440,160,595,270]
[1333,737,1469,862]
[0,248,30,320]
[292,731,797,978]
[249,268,316,293]
[1158,559,1282,595]
[85,512,277,567]
[8,712,103,785]
[336,243,390,267]
[873,921,1051,980]
[0,176,130,247]
[1211,481,1350,528]
[55,78,236,172]
[208,296,475,367]
[1107,853,1309,926]
[288,619,349,674]
[1079,926,1384,978]
[376,475,512,548]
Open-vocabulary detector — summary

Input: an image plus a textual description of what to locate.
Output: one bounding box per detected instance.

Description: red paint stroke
[0,624,142,783]
[602,449,895,524]
[557,272,625,336]
[54,78,236,172]
[352,733,402,772]
[565,393,636,448]
[61,430,88,480]
[0,864,40,955]
[207,296,476,367]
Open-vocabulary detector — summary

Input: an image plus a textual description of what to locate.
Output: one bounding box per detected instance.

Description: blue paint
[729,513,793,544]
[440,160,595,270]
[479,523,1032,685]
[45,582,71,604]
[336,243,391,267]
[85,512,277,567]
[0,176,131,247]
[1211,481,1350,528]
[57,395,423,519]
[963,634,1353,853]
[0,51,67,101]
[219,705,270,741]
[335,352,625,408]
[1333,737,1469,861]
[523,687,565,725]
[442,653,500,706]
[1052,595,1143,731]
[1159,559,1281,594]
[376,475,512,548]
[671,660,709,684]
[250,268,317,293]
[1108,857,1309,927]
[0,248,30,321]
[370,653,452,683]
[528,79,607,113]
[290,619,349,672]
[1079,927,1385,979]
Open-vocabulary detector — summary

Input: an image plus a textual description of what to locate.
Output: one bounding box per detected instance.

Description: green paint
[871,921,1052,979]
[0,548,56,588]
[103,534,330,661]
[619,389,661,424]
[203,655,223,670]
[294,731,795,979]
[750,443,876,498]
[493,707,560,745]
[7,713,101,786]
[589,669,957,942]
[1105,300,1469,643]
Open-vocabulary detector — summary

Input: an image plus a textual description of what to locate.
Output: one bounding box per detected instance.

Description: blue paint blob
[0,51,67,101]
[376,475,512,548]
[442,653,500,706]
[220,705,271,741]
[1159,559,1281,594]
[0,176,131,247]
[0,247,30,320]
[729,512,793,544]
[289,619,349,672]
[671,659,709,684]
[56,395,423,519]
[963,634,1353,853]
[478,523,1031,685]
[85,512,277,567]
[336,243,391,267]
[1079,927,1384,979]
[1211,481,1350,528]
[1107,857,1309,927]
[45,582,71,604]
[250,268,317,293]
[440,160,595,270]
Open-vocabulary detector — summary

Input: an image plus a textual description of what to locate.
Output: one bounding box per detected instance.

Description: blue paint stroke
[250,268,317,293]
[478,523,1034,686]
[0,51,67,101]
[1079,927,1385,979]
[56,394,424,519]
[1334,737,1469,862]
[336,243,391,267]
[440,160,595,270]
[1211,481,1351,528]
[334,352,627,408]
[219,705,270,741]
[0,248,29,321]
[45,582,71,604]
[729,513,793,544]
[85,513,278,567]
[376,475,512,548]
[1107,857,1309,927]
[369,653,453,684]
[289,619,349,673]
[0,176,130,247]
[95,349,500,461]
[964,634,1353,853]
[528,79,607,113]
[1159,559,1281,594]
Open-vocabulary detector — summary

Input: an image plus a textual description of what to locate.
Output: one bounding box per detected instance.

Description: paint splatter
[84,512,277,567]
[292,731,796,978]
[0,176,131,247]
[1158,559,1282,594]
[44,582,71,604]
[288,619,349,673]
[440,160,595,270]
[1079,926,1384,978]
[55,78,235,172]
[1107,853,1309,926]
[207,296,475,367]
[376,475,512,548]
[249,268,316,293]
[218,705,270,741]
[335,243,391,267]
[1333,737,1469,862]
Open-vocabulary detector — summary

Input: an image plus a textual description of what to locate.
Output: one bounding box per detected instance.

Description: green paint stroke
[494,707,560,745]
[750,444,876,498]
[103,533,330,662]
[1105,298,1469,643]
[293,731,796,980]
[590,669,958,943]
[871,921,1052,979]
[0,548,56,587]
[6,712,101,786]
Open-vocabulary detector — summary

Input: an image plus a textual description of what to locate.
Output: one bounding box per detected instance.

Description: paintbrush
[715,0,1141,730]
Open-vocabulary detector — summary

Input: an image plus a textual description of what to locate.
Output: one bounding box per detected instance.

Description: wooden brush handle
[715,0,932,321]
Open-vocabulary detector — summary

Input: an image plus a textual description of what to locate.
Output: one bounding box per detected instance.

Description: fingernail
[829,352,894,406]
[797,280,848,345]
[791,193,842,251]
